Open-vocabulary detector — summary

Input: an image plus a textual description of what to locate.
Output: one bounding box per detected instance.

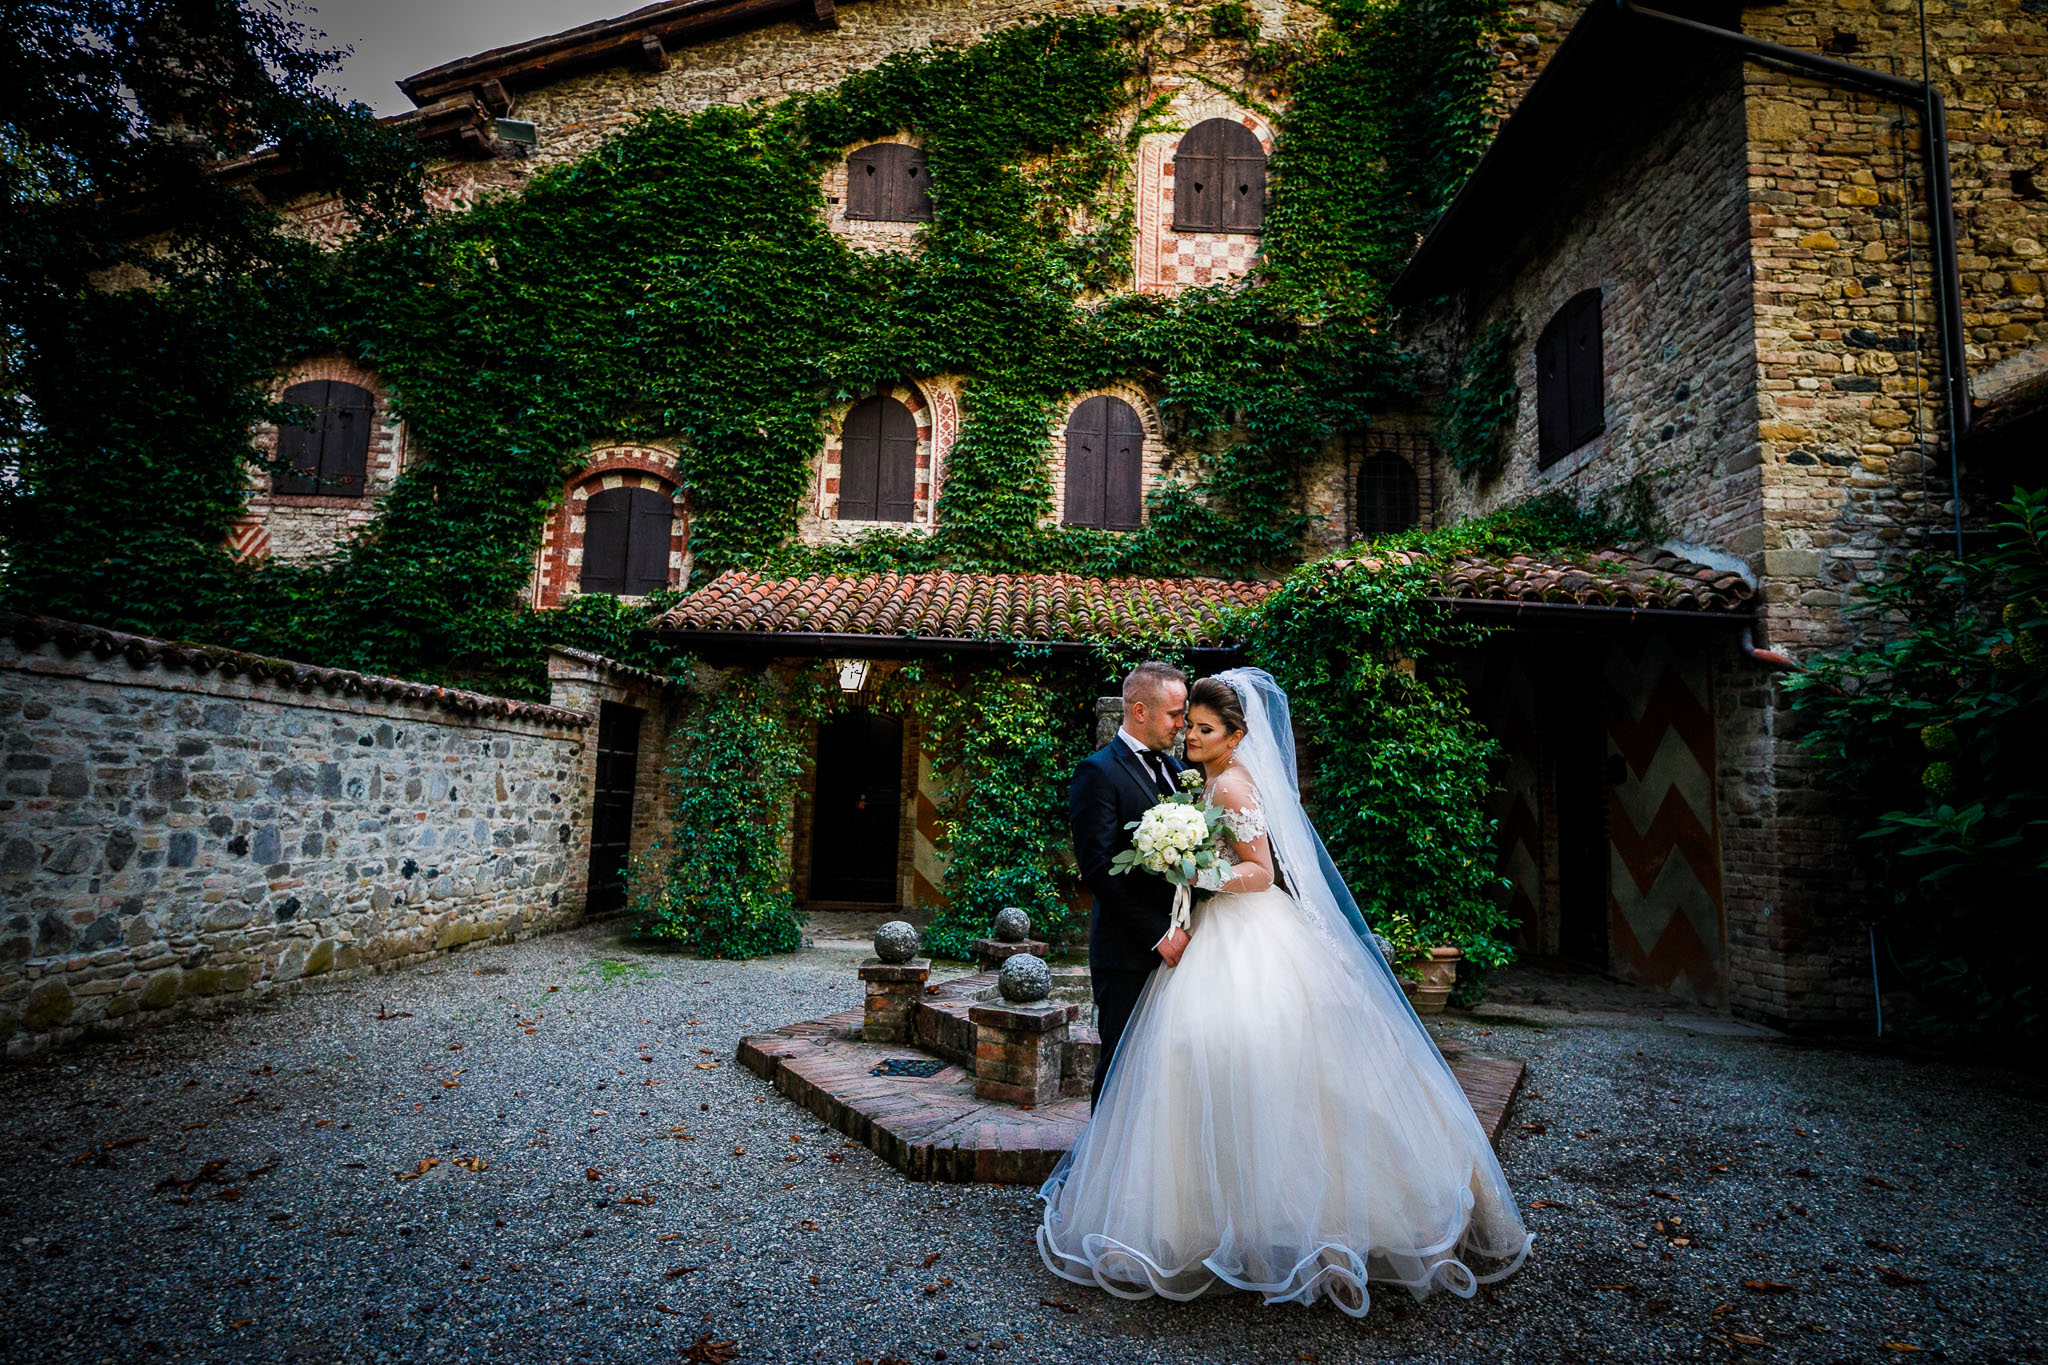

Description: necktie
[1144,750,1173,797]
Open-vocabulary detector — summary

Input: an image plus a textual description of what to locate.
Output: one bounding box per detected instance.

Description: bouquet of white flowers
[1108,768,1224,934]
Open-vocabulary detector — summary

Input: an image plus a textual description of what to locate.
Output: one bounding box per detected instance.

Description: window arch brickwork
[533,445,687,607]
[823,135,931,255]
[805,380,954,542]
[1134,85,1275,295]
[1344,424,1438,544]
[233,356,404,564]
[1048,384,1169,529]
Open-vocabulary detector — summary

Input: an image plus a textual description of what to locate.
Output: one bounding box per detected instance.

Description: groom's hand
[1155,926,1191,968]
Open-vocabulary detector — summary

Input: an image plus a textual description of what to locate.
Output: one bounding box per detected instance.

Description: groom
[1069,660,1192,1106]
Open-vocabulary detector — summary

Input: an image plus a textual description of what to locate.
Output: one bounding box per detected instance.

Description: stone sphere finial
[873,920,921,964]
[998,953,1052,1004]
[992,907,1031,944]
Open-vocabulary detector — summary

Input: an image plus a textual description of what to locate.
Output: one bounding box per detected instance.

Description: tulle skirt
[1037,885,1533,1316]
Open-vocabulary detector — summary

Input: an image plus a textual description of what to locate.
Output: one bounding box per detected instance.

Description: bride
[1038,668,1533,1316]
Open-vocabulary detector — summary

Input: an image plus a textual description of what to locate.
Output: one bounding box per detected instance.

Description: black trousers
[1091,967,1154,1107]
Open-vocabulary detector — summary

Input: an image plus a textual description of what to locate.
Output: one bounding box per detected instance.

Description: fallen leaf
[1883,1345,1924,1353]
[1875,1265,1927,1288]
[681,1334,738,1364]
[1520,1122,1549,1135]
[695,1063,720,1071]
[1594,1283,1634,1291]
[1728,1333,1766,1347]
[1527,1198,1565,1210]
[394,1158,439,1182]
[227,1318,253,1330]
[1648,1187,1680,1201]
[586,1168,603,1181]
[1038,1297,1078,1314]
[1743,1279,1795,1294]
[1865,1175,1902,1191]
[921,1251,941,1268]
[665,1266,702,1278]
[1865,1239,1904,1253]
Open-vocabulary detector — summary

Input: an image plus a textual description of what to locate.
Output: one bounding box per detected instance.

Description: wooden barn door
[810,710,903,905]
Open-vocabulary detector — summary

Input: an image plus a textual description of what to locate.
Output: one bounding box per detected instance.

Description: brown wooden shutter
[847,144,930,222]
[1535,313,1571,468]
[272,380,327,494]
[874,398,917,522]
[624,488,675,593]
[318,382,373,497]
[579,487,631,594]
[1103,398,1144,530]
[1564,290,1605,448]
[1219,122,1267,232]
[889,144,932,222]
[1172,121,1225,233]
[1356,454,1419,537]
[1063,396,1108,527]
[846,145,886,219]
[837,397,882,519]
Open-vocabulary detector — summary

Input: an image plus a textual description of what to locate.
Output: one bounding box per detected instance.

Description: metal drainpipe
[1615,1,1972,559]
[1738,624,1802,673]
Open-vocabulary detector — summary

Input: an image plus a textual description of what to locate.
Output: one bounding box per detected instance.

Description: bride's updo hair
[1188,676,1246,737]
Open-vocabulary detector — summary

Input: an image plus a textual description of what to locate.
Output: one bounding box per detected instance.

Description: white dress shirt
[1118,727,1180,952]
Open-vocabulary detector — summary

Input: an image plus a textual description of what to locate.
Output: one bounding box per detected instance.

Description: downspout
[1738,624,1801,673]
[1615,1,1971,559]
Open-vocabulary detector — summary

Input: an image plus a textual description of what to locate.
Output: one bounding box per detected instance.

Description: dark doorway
[810,710,903,905]
[1554,690,1610,969]
[588,702,643,914]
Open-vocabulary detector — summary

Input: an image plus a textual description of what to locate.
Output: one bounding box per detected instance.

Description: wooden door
[809,710,903,905]
[588,702,643,914]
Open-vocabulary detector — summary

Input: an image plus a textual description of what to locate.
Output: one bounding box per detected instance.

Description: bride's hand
[1157,925,1191,968]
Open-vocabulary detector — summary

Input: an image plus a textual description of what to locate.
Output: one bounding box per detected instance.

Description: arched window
[580,486,676,595]
[837,395,917,522]
[1537,288,1605,467]
[845,143,932,222]
[1172,119,1266,234]
[1356,454,1420,538]
[1063,396,1143,531]
[272,380,372,496]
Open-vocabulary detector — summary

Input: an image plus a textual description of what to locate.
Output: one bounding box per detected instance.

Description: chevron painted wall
[1486,655,1546,949]
[1604,636,1725,1003]
[912,745,949,909]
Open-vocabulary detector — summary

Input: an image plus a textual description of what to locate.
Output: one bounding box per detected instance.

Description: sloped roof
[651,549,1756,651]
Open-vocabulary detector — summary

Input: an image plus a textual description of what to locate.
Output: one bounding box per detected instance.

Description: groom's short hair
[1122,660,1186,705]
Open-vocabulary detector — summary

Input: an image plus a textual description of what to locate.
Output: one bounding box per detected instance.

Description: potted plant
[1373,910,1461,1015]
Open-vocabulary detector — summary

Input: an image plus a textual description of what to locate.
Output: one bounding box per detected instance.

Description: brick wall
[1431,58,1764,562]
[0,628,606,1056]
[1737,0,2048,655]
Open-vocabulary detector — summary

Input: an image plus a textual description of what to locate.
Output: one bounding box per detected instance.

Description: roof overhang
[1388,0,1742,309]
[397,0,849,112]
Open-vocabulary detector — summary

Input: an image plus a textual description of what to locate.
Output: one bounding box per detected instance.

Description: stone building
[10,0,2040,1050]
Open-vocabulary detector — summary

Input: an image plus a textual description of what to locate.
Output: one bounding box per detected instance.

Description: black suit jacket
[1070,740,1185,974]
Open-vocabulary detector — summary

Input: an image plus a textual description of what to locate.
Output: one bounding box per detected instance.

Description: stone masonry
[0,628,672,1055]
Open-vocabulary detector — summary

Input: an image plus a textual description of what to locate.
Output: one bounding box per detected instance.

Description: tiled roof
[654,550,1755,645]
[654,572,1271,644]
[3,614,590,728]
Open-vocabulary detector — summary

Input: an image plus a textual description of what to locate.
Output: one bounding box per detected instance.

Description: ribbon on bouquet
[1169,881,1193,935]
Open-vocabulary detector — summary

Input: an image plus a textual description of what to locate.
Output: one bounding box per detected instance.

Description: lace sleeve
[1222,800,1267,843]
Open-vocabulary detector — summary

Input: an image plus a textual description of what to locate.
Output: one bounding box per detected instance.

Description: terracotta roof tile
[655,549,1755,645]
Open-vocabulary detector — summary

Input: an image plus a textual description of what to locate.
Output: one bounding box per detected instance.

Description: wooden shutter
[846,144,930,222]
[1535,312,1571,468]
[875,398,917,522]
[579,487,631,594]
[1172,120,1225,233]
[272,380,326,495]
[1565,289,1605,448]
[837,397,882,519]
[1103,398,1144,530]
[1218,122,1267,232]
[317,382,373,497]
[1063,396,1108,528]
[1356,454,1419,537]
[623,488,675,594]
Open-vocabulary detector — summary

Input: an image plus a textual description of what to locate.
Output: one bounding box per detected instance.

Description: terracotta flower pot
[1400,946,1462,1015]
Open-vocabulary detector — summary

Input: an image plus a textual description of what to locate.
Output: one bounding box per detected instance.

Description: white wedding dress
[1038,669,1532,1317]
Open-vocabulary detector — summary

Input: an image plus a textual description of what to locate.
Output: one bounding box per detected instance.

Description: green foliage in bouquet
[627,669,826,957]
[1785,486,2048,1042]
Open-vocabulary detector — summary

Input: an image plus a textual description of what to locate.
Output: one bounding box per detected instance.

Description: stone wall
[1738,0,2048,654]
[1431,58,1763,561]
[0,624,677,1056]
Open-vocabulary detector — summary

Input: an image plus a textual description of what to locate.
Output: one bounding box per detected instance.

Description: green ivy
[627,667,827,957]
[1436,315,1521,480]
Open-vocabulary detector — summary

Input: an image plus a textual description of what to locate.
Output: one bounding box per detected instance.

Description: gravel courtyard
[5,921,2044,1365]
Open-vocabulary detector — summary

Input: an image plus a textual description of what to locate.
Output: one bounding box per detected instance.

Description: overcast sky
[299,0,632,116]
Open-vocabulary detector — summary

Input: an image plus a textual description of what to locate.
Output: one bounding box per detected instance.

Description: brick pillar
[859,958,929,1043]
[971,1001,1077,1107]
[969,937,1050,972]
